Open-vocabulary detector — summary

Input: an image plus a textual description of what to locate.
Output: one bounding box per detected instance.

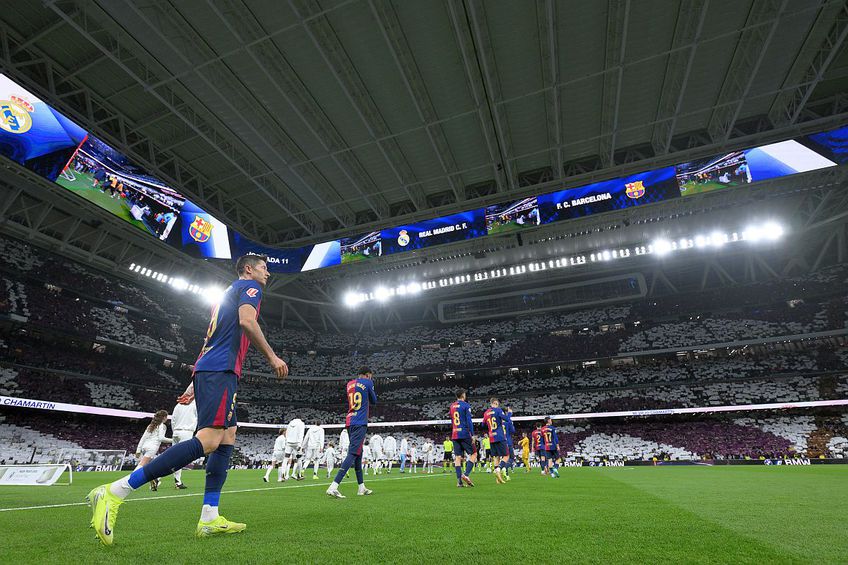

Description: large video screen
[0,74,88,182]
[340,231,382,264]
[677,139,837,197]
[381,209,487,255]
[538,167,679,224]
[231,233,341,273]
[485,197,540,235]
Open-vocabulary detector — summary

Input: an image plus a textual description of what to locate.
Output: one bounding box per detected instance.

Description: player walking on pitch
[86,255,288,545]
[449,389,476,487]
[133,410,172,491]
[482,398,510,484]
[263,428,287,482]
[326,367,377,498]
[170,398,197,489]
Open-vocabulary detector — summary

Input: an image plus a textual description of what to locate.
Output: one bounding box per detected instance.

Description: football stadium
[1,2,848,563]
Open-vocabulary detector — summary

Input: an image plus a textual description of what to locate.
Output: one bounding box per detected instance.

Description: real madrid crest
[397,229,410,246]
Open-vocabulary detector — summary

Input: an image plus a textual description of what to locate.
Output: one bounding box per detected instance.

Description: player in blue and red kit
[326,367,377,499]
[482,398,510,485]
[502,405,516,481]
[449,389,477,488]
[86,255,289,545]
[542,416,560,478]
[531,422,545,474]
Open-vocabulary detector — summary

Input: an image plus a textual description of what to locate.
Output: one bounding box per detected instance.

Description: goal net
[55,448,127,472]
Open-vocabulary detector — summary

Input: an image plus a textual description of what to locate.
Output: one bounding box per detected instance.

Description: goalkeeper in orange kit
[519,432,530,471]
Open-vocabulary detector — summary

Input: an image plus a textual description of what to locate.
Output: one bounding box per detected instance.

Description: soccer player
[478,435,490,471]
[326,367,377,499]
[134,410,172,491]
[87,254,288,545]
[362,444,372,474]
[399,435,408,473]
[409,443,417,473]
[449,389,476,487]
[542,416,560,478]
[442,437,453,473]
[263,428,287,483]
[339,428,350,456]
[302,421,325,480]
[369,433,384,475]
[482,398,509,484]
[519,432,531,472]
[322,444,337,478]
[383,434,397,474]
[503,405,515,481]
[170,398,197,489]
[422,440,434,473]
[283,417,305,480]
[532,422,546,475]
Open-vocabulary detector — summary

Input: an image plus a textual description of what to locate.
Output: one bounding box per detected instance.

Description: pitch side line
[0,472,440,513]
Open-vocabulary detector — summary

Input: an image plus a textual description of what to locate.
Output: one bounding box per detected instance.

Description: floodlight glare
[762,222,784,240]
[343,292,361,308]
[652,239,673,256]
[203,286,225,305]
[374,286,391,302]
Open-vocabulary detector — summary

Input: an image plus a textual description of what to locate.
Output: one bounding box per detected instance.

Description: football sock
[202,443,234,516]
[465,461,474,476]
[113,438,204,498]
[354,456,364,485]
[455,465,462,480]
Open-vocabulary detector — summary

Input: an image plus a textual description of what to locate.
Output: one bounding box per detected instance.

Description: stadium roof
[1,1,848,323]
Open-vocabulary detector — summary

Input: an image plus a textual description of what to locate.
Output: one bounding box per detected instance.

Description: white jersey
[409,447,417,461]
[400,438,408,455]
[369,434,383,452]
[422,442,434,461]
[383,436,397,455]
[286,418,305,445]
[323,446,336,463]
[303,425,325,450]
[339,429,350,453]
[273,435,287,457]
[171,401,197,432]
[136,423,168,455]
[363,445,372,461]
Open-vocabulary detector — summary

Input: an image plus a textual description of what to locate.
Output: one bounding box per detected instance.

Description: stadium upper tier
[2,235,847,380]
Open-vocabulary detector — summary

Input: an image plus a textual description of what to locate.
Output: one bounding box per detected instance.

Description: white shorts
[304,447,320,461]
[384,451,396,461]
[139,443,160,458]
[172,430,194,444]
[273,450,285,461]
[284,443,300,456]
[371,448,384,461]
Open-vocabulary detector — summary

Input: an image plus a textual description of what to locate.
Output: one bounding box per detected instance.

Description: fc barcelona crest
[625,180,646,199]
[189,215,213,243]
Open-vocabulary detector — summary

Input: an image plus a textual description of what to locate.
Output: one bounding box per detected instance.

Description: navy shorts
[537,450,545,461]
[546,450,559,461]
[452,438,476,457]
[346,425,368,458]
[194,370,238,429]
[490,441,508,457]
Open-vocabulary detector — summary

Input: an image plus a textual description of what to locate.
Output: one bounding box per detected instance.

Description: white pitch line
[0,473,439,513]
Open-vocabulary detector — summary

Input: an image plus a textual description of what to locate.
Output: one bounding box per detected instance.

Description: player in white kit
[322,444,337,478]
[339,428,350,455]
[170,399,197,489]
[383,435,397,474]
[362,444,372,475]
[399,436,409,472]
[302,421,325,479]
[134,410,172,491]
[283,418,306,480]
[422,441,435,474]
[369,433,384,475]
[263,429,287,482]
[409,444,417,473]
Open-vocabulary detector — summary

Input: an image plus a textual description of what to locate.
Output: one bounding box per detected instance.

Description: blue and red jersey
[193,279,262,377]
[345,377,377,426]
[482,407,507,443]
[531,428,542,451]
[542,424,559,451]
[449,400,474,440]
[504,412,515,440]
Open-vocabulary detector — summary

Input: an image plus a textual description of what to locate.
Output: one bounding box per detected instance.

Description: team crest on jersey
[397,230,410,247]
[625,180,646,199]
[189,215,213,243]
[245,288,259,298]
[0,96,34,134]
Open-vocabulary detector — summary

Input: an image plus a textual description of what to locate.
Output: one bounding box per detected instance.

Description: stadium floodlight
[407,282,422,294]
[172,278,189,291]
[694,235,707,248]
[762,222,784,240]
[651,239,673,256]
[374,286,391,302]
[343,291,361,308]
[742,225,763,242]
[129,263,135,271]
[203,286,225,305]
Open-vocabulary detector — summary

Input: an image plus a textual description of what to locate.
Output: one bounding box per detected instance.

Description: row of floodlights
[128,264,224,304]
[342,222,784,308]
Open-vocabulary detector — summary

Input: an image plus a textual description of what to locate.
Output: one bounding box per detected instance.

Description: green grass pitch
[54,170,148,233]
[679,179,746,196]
[1,466,846,563]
